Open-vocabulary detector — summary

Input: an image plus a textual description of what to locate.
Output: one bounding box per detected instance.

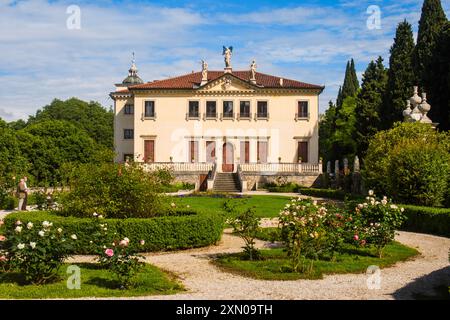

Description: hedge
[400,205,450,237]
[3,210,224,254]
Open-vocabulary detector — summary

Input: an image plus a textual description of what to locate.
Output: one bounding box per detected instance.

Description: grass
[173,195,293,218]
[0,263,184,299]
[213,242,419,281]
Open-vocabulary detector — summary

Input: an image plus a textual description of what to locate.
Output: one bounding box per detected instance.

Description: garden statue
[353,156,360,172]
[250,60,257,83]
[223,46,233,69]
[201,60,208,85]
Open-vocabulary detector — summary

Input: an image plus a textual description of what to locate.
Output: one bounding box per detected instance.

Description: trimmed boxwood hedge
[3,210,224,254]
[400,205,450,237]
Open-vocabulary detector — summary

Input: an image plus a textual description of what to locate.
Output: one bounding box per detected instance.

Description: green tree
[331,96,357,160]
[337,59,360,108]
[28,98,114,148]
[428,21,450,130]
[413,0,447,90]
[355,57,388,156]
[17,120,112,185]
[383,20,415,128]
[319,101,337,162]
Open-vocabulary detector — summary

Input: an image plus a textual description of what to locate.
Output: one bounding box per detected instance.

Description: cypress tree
[354,57,388,156]
[336,86,343,109]
[429,22,450,130]
[413,0,447,90]
[341,60,358,100]
[383,20,415,128]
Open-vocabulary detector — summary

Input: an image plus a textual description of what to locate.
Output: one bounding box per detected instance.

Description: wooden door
[298,141,308,162]
[144,140,155,163]
[222,142,234,172]
[199,174,208,191]
[190,141,198,162]
[240,141,250,164]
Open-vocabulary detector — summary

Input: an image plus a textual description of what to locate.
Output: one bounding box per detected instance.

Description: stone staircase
[213,173,241,193]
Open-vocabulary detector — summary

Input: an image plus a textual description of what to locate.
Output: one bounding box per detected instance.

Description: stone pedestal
[224,67,232,73]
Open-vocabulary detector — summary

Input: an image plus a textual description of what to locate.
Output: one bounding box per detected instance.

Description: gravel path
[68,229,450,300]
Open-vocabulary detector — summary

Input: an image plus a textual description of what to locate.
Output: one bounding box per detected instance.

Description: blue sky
[0,0,449,120]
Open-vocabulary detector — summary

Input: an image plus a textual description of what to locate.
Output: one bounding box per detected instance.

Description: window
[297,101,309,118]
[123,129,134,140]
[298,141,308,162]
[223,101,234,118]
[124,104,134,115]
[144,101,155,118]
[239,101,251,118]
[257,101,268,118]
[257,141,268,163]
[188,101,200,118]
[206,101,217,118]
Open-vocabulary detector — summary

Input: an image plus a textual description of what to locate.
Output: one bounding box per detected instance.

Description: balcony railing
[141,112,157,121]
[237,112,252,120]
[186,112,201,120]
[240,162,322,174]
[255,113,269,120]
[295,112,310,121]
[203,112,218,120]
[143,162,214,173]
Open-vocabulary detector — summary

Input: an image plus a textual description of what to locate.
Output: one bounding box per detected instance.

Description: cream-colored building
[111,52,324,191]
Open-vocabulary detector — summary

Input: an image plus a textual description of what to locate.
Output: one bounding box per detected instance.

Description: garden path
[69,229,450,300]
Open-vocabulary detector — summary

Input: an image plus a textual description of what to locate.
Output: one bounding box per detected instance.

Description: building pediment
[198,73,257,93]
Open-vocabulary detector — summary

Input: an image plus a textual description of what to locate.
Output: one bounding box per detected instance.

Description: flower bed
[3,210,224,254]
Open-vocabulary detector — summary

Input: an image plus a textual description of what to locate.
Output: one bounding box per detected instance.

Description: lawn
[213,242,419,281]
[0,263,184,299]
[173,195,293,218]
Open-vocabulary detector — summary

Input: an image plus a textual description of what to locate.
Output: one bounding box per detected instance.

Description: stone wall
[243,173,321,191]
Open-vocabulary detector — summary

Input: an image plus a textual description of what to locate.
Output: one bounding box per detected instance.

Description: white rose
[27,222,33,230]
[29,242,36,249]
[368,190,374,196]
[381,199,387,205]
[70,234,77,240]
[38,230,45,237]
[15,226,23,233]
[42,221,50,228]
[400,207,404,212]
[390,204,398,210]
[57,228,63,233]
[17,243,25,250]
[93,213,98,217]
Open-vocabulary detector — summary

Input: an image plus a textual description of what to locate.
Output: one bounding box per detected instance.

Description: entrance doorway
[222,142,234,172]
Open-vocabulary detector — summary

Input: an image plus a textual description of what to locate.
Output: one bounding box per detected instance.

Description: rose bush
[90,214,145,289]
[352,191,406,258]
[0,219,77,284]
[278,198,329,273]
[227,208,261,260]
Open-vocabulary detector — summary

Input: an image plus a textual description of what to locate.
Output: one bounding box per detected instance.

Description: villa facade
[110,50,324,191]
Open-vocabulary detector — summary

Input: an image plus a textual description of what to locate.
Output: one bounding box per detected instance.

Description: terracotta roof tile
[128,71,324,91]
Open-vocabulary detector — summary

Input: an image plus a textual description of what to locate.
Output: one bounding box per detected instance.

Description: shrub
[352,191,406,258]
[61,163,168,218]
[278,198,329,273]
[227,208,261,260]
[0,219,77,284]
[265,182,299,193]
[387,142,450,206]
[3,211,224,254]
[364,122,450,205]
[298,187,348,200]
[92,217,145,289]
[400,205,450,237]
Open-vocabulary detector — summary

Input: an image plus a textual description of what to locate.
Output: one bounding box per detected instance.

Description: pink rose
[15,220,22,226]
[119,240,129,247]
[105,249,114,257]
[360,240,366,246]
[140,240,145,246]
[0,220,4,226]
[353,234,359,241]
[0,235,6,241]
[0,256,7,262]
